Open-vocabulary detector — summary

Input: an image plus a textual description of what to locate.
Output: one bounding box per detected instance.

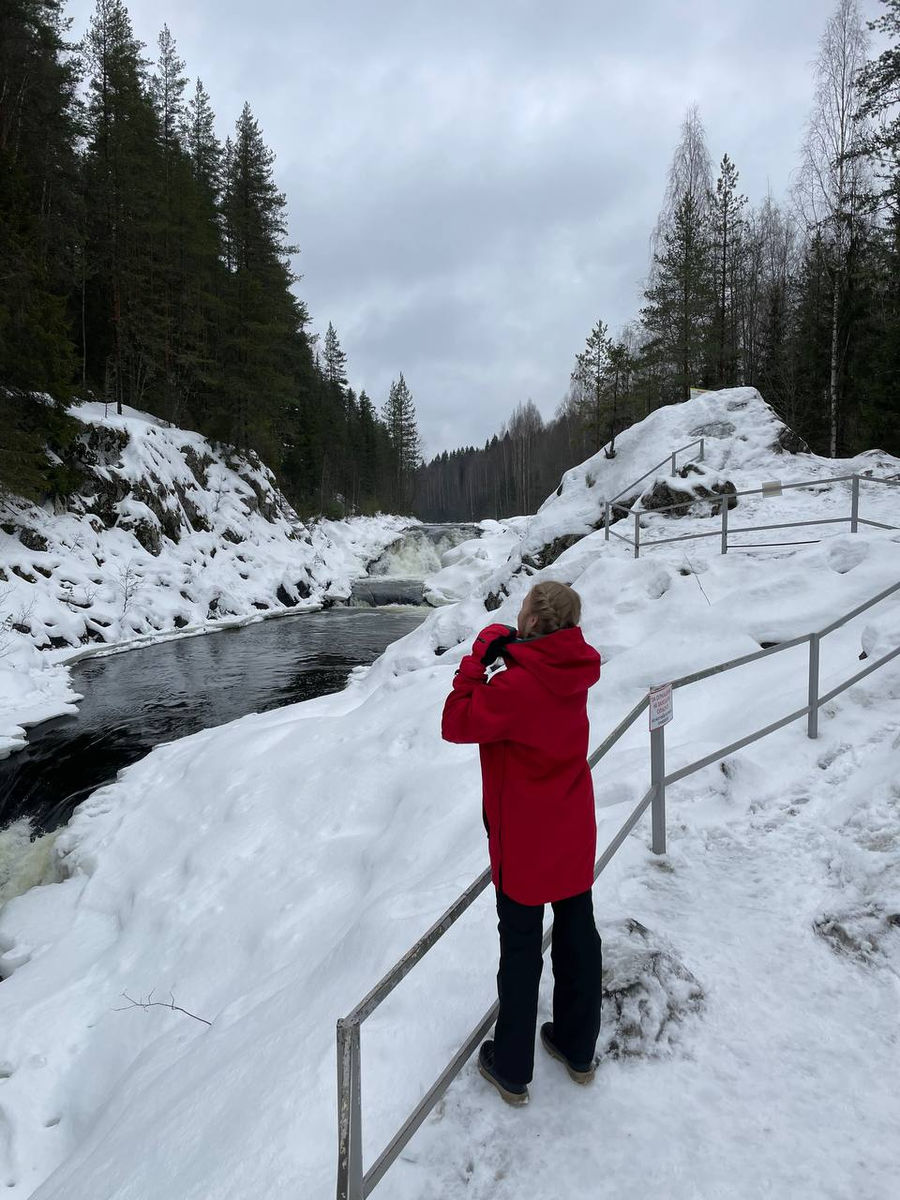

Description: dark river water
[0,604,427,834]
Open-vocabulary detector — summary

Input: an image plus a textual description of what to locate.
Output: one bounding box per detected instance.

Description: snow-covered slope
[417,386,897,622]
[0,389,898,1199]
[0,401,410,757]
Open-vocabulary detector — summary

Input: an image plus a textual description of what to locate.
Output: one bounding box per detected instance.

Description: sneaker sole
[478,1061,529,1106]
[540,1030,596,1085]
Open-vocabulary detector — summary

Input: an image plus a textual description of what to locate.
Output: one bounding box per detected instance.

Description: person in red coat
[442,581,603,1105]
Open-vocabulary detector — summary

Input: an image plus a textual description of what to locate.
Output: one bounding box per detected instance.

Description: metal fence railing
[608,437,705,504]
[603,472,900,558]
[335,578,900,1198]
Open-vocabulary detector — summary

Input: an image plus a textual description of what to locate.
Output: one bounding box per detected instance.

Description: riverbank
[0,401,415,758]
[0,605,429,846]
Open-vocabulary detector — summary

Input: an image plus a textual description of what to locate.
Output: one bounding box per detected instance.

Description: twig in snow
[682,555,711,606]
[116,989,212,1026]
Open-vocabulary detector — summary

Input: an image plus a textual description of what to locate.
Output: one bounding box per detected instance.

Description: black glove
[473,625,517,666]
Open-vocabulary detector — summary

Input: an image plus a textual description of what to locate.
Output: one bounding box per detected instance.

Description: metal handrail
[336,574,900,1200]
[608,438,705,503]
[603,472,899,558]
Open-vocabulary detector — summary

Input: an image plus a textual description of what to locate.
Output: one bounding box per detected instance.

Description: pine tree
[0,0,81,397]
[81,0,163,413]
[147,24,193,421]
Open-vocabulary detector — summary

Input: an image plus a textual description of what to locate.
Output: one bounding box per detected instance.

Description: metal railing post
[604,499,610,541]
[699,437,705,463]
[336,1019,364,1200]
[671,451,677,475]
[720,497,728,555]
[850,474,859,533]
[807,634,820,739]
[634,511,641,559]
[650,724,666,854]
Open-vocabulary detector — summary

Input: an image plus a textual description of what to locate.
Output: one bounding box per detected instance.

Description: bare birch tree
[795,0,871,456]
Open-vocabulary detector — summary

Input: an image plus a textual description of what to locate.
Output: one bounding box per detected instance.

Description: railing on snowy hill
[335,580,900,1200]
[607,437,705,503]
[603,471,900,558]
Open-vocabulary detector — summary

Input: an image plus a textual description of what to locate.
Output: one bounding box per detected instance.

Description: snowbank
[0,389,898,1199]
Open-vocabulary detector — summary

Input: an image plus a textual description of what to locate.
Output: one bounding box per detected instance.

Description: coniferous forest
[2,0,899,524]
[1,0,421,515]
[417,0,900,521]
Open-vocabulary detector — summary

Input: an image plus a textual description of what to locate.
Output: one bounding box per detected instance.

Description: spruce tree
[571,320,612,452]
[642,191,715,400]
[641,107,715,401]
[220,101,307,457]
[322,322,348,391]
[183,78,223,199]
[710,153,747,386]
[381,373,421,509]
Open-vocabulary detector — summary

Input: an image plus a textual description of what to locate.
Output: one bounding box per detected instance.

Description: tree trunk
[829,266,840,457]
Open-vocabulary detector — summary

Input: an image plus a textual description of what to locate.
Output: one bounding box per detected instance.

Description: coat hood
[505,626,601,697]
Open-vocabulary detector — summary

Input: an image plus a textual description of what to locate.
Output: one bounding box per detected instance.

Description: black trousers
[493,887,603,1086]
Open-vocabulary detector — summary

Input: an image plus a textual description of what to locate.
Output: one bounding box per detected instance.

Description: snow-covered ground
[0,401,412,758]
[0,389,898,1199]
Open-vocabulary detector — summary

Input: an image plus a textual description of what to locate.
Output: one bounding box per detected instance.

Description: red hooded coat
[442,626,602,905]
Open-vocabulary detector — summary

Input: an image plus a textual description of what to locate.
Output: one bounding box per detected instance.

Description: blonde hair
[528,581,581,633]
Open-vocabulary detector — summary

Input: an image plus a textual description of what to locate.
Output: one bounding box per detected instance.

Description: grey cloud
[67,0,884,455]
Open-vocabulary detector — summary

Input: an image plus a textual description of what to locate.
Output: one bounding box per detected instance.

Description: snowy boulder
[860,609,900,660]
[813,905,900,965]
[522,532,586,571]
[827,536,869,575]
[689,420,736,440]
[598,918,704,1059]
[8,525,49,553]
[639,464,737,518]
[773,426,810,454]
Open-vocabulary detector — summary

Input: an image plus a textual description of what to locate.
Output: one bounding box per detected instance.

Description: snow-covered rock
[599,918,704,1058]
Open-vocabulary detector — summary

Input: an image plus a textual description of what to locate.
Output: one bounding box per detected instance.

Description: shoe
[477,1041,529,1106]
[540,1023,596,1084]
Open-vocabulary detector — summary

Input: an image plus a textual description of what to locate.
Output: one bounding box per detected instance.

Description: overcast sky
[68,0,884,457]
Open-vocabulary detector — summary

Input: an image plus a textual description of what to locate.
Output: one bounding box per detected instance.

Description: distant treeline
[416,0,900,521]
[1,0,420,515]
[414,401,592,522]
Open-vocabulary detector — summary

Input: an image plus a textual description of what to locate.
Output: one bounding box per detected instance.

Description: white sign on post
[649,683,673,731]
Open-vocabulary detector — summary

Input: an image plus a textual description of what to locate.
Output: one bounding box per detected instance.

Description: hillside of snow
[420,386,897,614]
[0,388,898,1199]
[0,400,411,758]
